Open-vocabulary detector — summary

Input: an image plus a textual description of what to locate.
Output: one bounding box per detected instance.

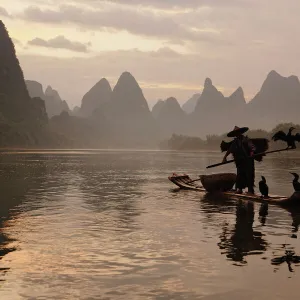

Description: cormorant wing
[294,133,300,142]
[252,138,269,162]
[272,131,288,142]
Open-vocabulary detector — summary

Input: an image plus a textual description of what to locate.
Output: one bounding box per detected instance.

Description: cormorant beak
[290,172,299,178]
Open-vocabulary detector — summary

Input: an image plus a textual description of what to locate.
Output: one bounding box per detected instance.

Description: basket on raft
[200,173,237,192]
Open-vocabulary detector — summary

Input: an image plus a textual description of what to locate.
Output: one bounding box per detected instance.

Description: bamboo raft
[168,173,300,207]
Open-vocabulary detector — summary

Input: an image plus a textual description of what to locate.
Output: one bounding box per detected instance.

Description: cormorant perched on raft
[290,172,300,192]
[272,127,300,149]
[259,176,269,198]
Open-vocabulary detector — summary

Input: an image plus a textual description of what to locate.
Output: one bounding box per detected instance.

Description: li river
[0,150,299,299]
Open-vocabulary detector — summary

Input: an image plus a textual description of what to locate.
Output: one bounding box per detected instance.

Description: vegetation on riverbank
[159,123,300,151]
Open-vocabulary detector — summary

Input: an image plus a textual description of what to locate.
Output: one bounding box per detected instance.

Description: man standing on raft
[222,126,256,194]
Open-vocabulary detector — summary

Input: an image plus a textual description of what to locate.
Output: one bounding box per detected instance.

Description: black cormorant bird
[290,172,300,192]
[272,127,300,149]
[259,176,269,198]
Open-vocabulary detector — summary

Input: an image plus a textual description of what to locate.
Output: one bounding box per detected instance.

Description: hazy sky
[1,0,299,108]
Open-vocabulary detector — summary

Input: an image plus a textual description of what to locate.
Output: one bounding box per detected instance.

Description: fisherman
[222,126,256,194]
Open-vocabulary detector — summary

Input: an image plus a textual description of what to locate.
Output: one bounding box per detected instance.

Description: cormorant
[272,127,300,149]
[290,172,300,192]
[259,176,269,198]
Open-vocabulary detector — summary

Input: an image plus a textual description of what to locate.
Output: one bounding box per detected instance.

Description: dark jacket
[228,136,256,190]
[228,136,256,164]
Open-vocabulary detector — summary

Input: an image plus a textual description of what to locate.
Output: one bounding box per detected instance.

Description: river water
[0,150,299,299]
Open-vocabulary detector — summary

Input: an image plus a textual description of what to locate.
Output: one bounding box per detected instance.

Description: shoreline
[0,147,296,154]
[0,148,221,152]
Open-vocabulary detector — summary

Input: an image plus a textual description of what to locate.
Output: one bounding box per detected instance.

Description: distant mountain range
[2,19,300,148]
[153,70,300,137]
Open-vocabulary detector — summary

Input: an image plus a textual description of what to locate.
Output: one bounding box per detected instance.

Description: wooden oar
[206,147,293,169]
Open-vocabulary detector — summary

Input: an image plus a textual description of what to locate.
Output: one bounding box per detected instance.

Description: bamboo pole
[206,147,293,169]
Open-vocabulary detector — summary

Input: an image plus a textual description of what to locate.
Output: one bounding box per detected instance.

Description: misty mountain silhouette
[151,99,164,118]
[80,78,112,117]
[228,87,246,108]
[110,71,150,114]
[25,80,44,99]
[72,106,81,116]
[98,71,158,146]
[182,93,201,114]
[153,97,187,137]
[194,78,225,114]
[190,78,246,136]
[246,70,300,130]
[26,80,70,118]
[0,20,48,146]
[45,86,70,116]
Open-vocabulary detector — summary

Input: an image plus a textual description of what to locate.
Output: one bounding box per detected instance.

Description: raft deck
[168,173,300,207]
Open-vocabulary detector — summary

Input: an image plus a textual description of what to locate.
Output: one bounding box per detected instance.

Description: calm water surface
[0,150,300,299]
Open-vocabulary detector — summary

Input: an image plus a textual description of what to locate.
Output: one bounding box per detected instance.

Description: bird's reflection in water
[218,200,268,265]
[286,207,300,234]
[259,202,269,226]
[269,207,300,273]
[272,244,300,273]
